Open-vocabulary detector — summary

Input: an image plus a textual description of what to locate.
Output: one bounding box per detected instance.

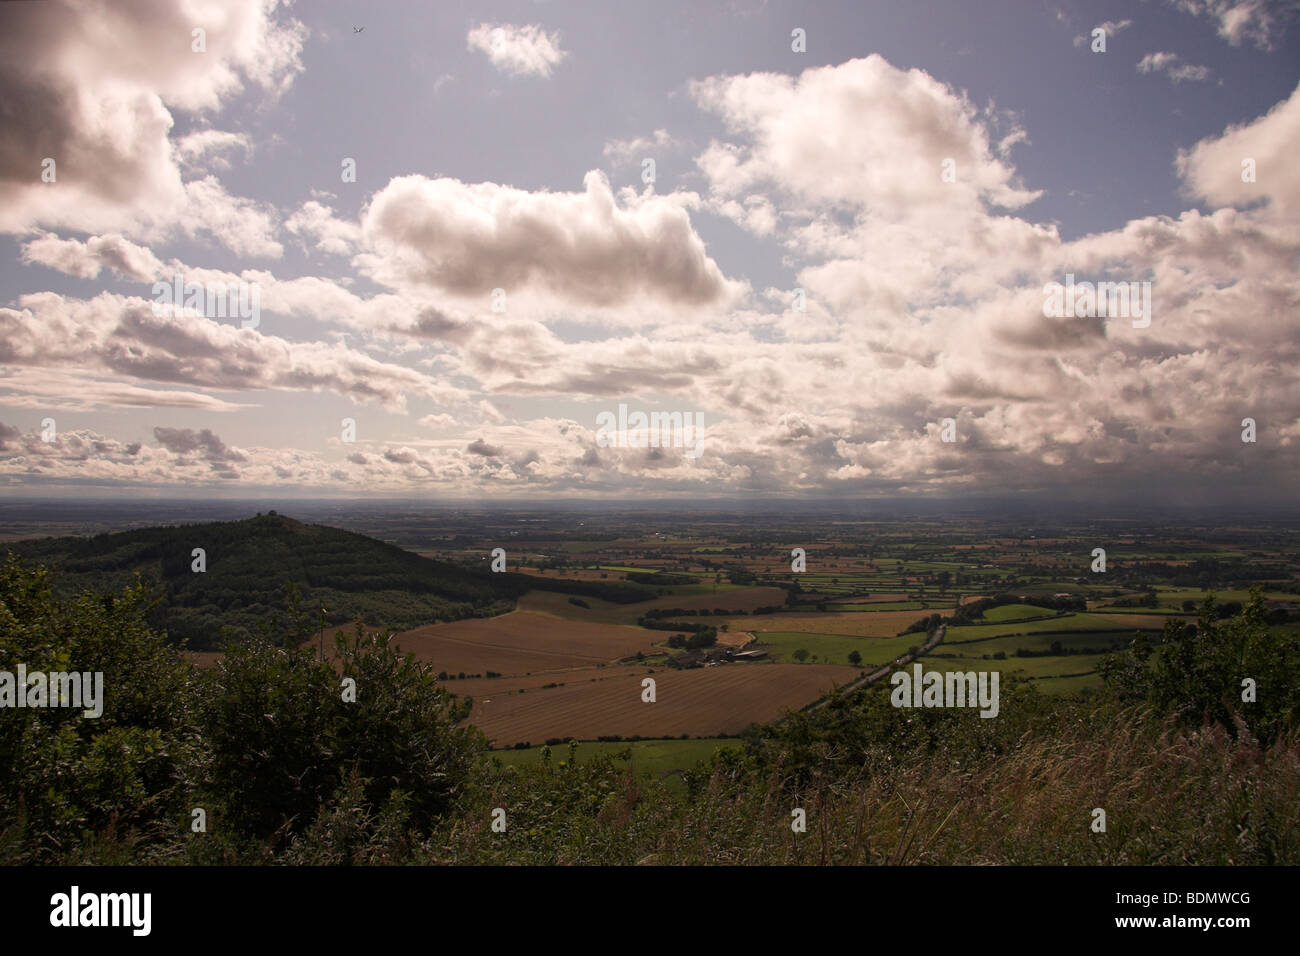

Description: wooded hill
[4,512,652,650]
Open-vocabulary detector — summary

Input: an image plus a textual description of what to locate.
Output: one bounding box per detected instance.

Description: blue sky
[1,0,1298,504]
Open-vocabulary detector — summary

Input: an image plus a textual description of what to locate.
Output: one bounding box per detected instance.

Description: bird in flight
[353,26,364,34]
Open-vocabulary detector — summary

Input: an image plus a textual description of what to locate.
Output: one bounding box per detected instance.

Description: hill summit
[6,512,521,649]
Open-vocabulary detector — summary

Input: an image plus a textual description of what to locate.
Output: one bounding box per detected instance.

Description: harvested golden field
[392,610,655,675]
[451,664,612,698]
[514,590,635,624]
[717,629,756,649]
[722,610,926,637]
[464,662,849,746]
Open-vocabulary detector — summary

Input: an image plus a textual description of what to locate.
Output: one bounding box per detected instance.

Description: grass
[917,651,1111,688]
[940,630,1134,657]
[759,631,918,667]
[941,612,1148,641]
[425,710,1300,865]
[979,603,1058,622]
[1032,672,1107,695]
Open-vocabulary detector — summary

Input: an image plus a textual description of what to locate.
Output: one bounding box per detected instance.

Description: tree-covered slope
[5,512,525,649]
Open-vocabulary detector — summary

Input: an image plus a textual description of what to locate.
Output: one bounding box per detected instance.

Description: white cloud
[3,42,1298,501]
[466,23,566,78]
[20,233,165,281]
[0,291,458,412]
[175,129,253,172]
[358,170,742,308]
[603,129,680,167]
[284,200,364,257]
[1176,81,1300,216]
[0,0,304,246]
[690,56,1041,218]
[181,176,283,258]
[1170,0,1286,50]
[1137,51,1212,83]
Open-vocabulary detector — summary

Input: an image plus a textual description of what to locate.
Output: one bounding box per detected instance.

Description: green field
[758,631,919,667]
[917,651,1111,690]
[943,612,1153,641]
[938,630,1134,657]
[1148,588,1300,606]
[980,603,1059,622]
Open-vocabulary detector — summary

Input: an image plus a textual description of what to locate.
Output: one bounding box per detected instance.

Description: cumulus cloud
[418,413,458,430]
[691,56,1041,217]
[358,170,740,307]
[284,200,363,257]
[0,0,304,243]
[1177,81,1300,216]
[153,426,245,462]
[466,23,566,78]
[20,233,165,281]
[3,43,1298,502]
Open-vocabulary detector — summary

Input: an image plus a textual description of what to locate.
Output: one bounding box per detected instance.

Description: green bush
[199,625,482,843]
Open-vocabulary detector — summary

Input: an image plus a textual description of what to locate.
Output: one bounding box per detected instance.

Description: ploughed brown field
[452,666,615,698]
[392,610,656,675]
[461,662,850,747]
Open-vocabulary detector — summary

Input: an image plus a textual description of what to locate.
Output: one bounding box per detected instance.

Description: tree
[0,557,199,862]
[201,624,481,841]
[848,650,862,667]
[793,648,809,662]
[1100,587,1299,740]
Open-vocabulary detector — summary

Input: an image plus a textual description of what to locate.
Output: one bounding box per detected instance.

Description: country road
[801,625,946,714]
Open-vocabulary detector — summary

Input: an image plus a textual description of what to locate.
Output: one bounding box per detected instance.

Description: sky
[1,0,1298,506]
